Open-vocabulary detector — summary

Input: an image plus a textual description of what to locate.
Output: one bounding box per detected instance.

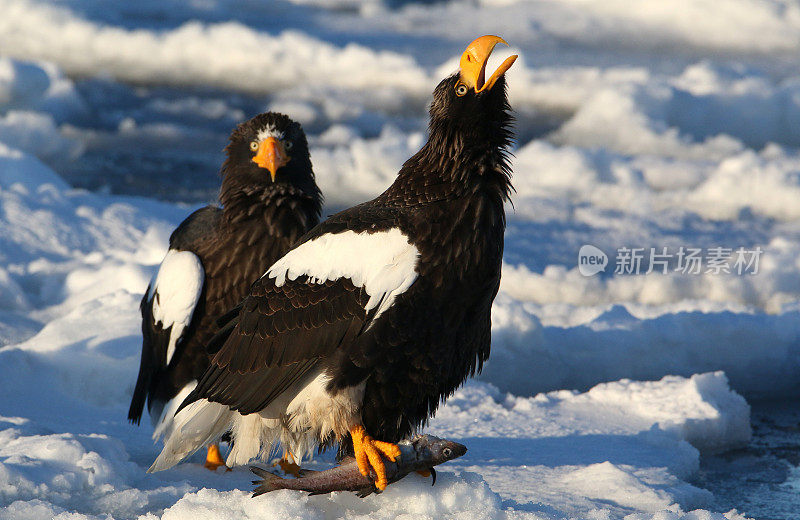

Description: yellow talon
[203,443,230,472]
[416,469,431,478]
[350,425,401,491]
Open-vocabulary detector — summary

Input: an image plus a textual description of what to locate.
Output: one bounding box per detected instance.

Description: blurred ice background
[2,0,800,518]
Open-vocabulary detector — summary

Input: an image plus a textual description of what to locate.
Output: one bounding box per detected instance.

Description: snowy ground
[2,0,800,518]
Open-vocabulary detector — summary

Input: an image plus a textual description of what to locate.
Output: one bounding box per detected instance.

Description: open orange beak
[252,137,289,181]
[459,35,518,93]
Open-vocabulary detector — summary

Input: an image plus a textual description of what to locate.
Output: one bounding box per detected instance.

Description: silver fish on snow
[250,434,467,497]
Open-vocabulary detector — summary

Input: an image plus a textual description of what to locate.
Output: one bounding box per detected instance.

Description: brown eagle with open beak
[148,35,516,493]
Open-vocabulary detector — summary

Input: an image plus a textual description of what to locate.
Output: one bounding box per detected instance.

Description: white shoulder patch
[149,249,204,366]
[266,228,420,321]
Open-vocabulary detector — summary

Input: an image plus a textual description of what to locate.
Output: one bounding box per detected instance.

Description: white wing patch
[266,228,420,321]
[149,249,204,366]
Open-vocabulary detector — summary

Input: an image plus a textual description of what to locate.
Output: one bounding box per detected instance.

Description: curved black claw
[430,467,437,486]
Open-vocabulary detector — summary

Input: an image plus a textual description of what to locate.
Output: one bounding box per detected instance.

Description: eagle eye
[284,140,293,150]
[249,141,259,151]
[455,83,468,97]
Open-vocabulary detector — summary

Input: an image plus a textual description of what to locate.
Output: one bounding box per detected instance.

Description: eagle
[128,112,322,470]
[150,36,517,491]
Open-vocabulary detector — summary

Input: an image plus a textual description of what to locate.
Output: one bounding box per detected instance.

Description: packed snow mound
[311,125,424,207]
[581,372,751,454]
[430,376,749,517]
[0,57,84,164]
[436,373,750,470]
[0,142,183,346]
[486,294,800,400]
[0,57,84,118]
[0,110,83,163]
[513,139,800,224]
[0,150,175,268]
[145,473,517,520]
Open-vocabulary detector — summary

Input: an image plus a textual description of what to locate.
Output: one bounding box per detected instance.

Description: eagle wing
[181,220,420,416]
[128,207,219,424]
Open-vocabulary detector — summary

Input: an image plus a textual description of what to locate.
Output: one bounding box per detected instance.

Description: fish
[250,434,467,497]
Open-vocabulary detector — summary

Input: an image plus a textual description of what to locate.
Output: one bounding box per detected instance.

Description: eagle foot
[273,452,302,477]
[350,425,401,491]
[204,443,230,472]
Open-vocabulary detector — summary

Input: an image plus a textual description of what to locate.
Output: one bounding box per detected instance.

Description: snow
[0,0,430,97]
[0,147,753,519]
[1,0,799,517]
[0,257,753,519]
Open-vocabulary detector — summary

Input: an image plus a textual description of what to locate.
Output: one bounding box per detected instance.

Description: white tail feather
[151,381,198,442]
[226,414,281,466]
[148,398,231,472]
[147,368,365,471]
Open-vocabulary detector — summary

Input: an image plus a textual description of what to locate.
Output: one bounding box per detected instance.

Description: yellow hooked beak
[252,137,289,181]
[459,35,518,93]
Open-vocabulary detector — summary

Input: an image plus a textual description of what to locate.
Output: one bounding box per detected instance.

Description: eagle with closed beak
[129,113,321,471]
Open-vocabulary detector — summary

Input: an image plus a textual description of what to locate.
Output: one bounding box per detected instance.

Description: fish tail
[250,466,285,496]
